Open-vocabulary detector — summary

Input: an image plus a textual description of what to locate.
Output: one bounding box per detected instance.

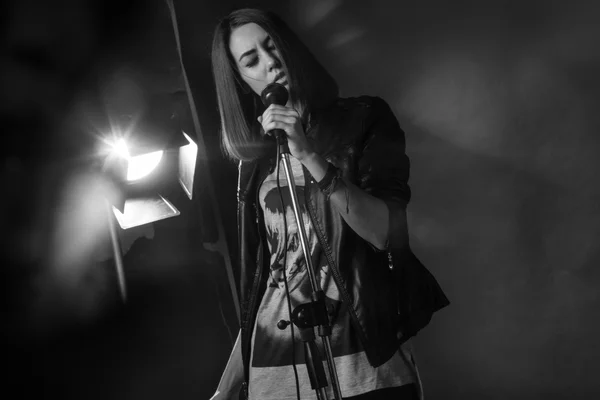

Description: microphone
[260,82,289,142]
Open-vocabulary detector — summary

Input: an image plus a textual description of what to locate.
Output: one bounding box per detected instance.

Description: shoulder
[310,96,401,153]
[334,96,400,131]
[331,96,397,125]
[342,96,405,149]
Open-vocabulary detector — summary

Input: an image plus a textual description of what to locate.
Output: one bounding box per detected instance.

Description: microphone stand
[276,134,342,400]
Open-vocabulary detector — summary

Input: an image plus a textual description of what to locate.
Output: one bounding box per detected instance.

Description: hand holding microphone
[260,82,288,142]
[259,83,312,160]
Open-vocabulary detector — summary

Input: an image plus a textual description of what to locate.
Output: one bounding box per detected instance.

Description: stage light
[103,130,196,230]
[101,128,198,302]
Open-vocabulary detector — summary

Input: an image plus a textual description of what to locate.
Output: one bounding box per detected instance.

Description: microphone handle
[269,128,286,142]
[271,128,289,154]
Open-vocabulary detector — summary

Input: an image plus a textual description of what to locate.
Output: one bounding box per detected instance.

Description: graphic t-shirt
[249,156,419,400]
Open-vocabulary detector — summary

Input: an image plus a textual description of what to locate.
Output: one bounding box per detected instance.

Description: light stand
[276,136,343,400]
[106,200,127,302]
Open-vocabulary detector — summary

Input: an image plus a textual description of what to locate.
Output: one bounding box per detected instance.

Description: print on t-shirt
[253,157,360,368]
[262,183,315,293]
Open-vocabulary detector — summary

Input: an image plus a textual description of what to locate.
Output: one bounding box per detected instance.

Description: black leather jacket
[236,96,449,390]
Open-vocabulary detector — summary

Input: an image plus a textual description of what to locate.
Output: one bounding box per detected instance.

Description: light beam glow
[109,138,164,181]
[127,150,163,181]
[113,139,130,159]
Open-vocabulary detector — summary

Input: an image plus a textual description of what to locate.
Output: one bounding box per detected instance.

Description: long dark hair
[211,8,339,161]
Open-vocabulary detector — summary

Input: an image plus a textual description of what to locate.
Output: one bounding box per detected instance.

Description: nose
[265,52,279,71]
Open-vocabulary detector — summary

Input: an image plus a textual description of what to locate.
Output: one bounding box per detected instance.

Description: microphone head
[260,82,289,107]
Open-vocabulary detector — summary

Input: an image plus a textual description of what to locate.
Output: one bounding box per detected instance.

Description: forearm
[299,152,390,250]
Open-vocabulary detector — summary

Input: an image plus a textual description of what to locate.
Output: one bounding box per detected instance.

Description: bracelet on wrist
[317,163,338,190]
[317,163,343,199]
[316,163,350,213]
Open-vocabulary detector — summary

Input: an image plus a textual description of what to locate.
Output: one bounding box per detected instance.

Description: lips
[274,71,286,83]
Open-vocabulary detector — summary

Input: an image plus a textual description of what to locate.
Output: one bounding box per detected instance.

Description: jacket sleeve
[357,97,450,343]
[357,96,411,252]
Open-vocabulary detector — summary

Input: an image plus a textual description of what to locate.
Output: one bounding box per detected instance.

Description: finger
[263,105,299,121]
[263,121,292,135]
[266,104,299,116]
[263,114,298,127]
[267,104,287,112]
[268,111,299,121]
[262,110,298,126]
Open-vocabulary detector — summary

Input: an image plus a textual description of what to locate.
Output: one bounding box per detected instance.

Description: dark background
[2,0,599,399]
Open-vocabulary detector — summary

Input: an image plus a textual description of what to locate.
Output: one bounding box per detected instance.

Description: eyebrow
[238,36,272,63]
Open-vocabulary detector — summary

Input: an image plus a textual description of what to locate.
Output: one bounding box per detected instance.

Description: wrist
[295,147,317,163]
[298,151,329,182]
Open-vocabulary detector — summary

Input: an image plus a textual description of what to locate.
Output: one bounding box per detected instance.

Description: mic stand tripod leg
[299,326,329,400]
[321,334,342,400]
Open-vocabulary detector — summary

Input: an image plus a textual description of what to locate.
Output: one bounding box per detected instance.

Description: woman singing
[209,8,449,400]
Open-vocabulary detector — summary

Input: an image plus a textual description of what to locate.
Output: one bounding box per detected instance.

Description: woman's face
[229,23,289,98]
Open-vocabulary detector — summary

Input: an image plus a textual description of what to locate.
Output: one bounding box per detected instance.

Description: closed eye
[240,36,277,68]
[246,57,258,67]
